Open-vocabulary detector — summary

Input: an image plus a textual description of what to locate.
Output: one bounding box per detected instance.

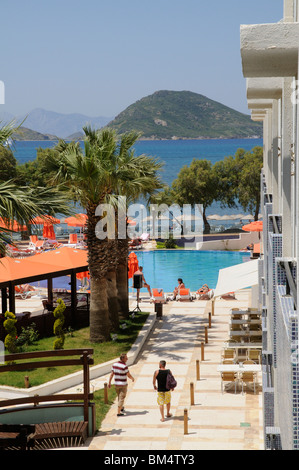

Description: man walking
[153,360,173,422]
[108,353,135,416]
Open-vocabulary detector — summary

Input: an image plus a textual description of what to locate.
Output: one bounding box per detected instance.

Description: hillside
[12,126,58,141]
[106,90,262,139]
[0,108,112,139]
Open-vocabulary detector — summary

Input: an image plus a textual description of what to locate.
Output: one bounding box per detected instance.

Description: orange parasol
[30,216,60,225]
[242,221,263,232]
[43,223,56,239]
[65,214,88,227]
[0,218,27,231]
[76,271,90,280]
[126,218,137,226]
[128,252,139,279]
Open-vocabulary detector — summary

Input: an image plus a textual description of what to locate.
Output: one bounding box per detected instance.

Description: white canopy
[214,259,259,298]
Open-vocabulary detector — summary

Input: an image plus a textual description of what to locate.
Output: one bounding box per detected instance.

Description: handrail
[0,349,94,425]
[3,348,94,362]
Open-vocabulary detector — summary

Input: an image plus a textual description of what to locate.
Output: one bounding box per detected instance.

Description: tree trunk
[203,208,211,234]
[254,193,260,221]
[86,203,112,342]
[107,269,120,331]
[117,262,129,319]
[89,276,111,342]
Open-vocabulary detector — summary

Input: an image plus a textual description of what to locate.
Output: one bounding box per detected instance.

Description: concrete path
[88,290,264,451]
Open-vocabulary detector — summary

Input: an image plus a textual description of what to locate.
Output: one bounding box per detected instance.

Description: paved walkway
[88,290,264,451]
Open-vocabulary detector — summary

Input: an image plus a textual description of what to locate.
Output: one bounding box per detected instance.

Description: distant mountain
[0,108,112,139]
[12,126,58,141]
[106,90,262,140]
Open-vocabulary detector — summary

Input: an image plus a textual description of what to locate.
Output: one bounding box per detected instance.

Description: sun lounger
[151,288,167,304]
[15,285,35,299]
[176,288,193,301]
[69,233,78,244]
[197,289,214,300]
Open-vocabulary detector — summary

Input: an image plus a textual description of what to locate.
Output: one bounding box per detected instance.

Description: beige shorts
[157,391,171,405]
[115,385,128,408]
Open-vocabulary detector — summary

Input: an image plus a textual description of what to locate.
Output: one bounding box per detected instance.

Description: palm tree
[46,128,163,342]
[0,123,73,255]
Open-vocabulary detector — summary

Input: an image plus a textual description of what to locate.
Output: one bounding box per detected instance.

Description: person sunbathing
[172,278,185,300]
[196,284,209,294]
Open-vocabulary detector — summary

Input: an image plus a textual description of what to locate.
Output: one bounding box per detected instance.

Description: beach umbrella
[127,218,137,226]
[64,214,88,227]
[128,252,139,279]
[42,223,56,239]
[230,214,246,220]
[175,214,202,221]
[207,214,224,220]
[242,221,263,232]
[30,215,60,225]
[76,271,90,280]
[0,218,27,231]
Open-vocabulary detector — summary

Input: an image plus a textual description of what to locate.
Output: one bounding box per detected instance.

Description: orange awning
[0,247,88,286]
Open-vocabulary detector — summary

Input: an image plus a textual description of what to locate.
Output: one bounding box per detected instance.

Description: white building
[240,0,299,450]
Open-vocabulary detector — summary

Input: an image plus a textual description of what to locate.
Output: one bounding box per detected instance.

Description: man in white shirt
[108,353,135,416]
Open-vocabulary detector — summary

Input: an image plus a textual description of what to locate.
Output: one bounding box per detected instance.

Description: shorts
[115,385,128,408]
[157,391,171,406]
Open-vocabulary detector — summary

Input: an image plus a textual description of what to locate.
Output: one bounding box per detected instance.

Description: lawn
[0,311,149,388]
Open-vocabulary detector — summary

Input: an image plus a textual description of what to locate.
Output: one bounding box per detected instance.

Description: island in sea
[7,90,262,141]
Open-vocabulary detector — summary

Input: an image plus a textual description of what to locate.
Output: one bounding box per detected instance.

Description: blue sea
[12,138,262,219]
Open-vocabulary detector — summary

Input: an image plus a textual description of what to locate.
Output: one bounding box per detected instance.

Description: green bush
[4,311,18,354]
[53,298,66,350]
[16,323,39,348]
[164,235,178,249]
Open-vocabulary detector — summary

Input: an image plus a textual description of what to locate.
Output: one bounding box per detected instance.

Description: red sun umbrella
[0,218,27,231]
[126,218,137,226]
[128,252,139,279]
[76,271,90,280]
[42,223,56,239]
[242,221,263,232]
[65,214,88,227]
[30,215,60,225]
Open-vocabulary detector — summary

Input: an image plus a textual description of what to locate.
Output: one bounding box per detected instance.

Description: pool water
[132,250,251,293]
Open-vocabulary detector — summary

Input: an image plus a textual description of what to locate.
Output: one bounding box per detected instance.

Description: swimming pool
[132,250,251,293]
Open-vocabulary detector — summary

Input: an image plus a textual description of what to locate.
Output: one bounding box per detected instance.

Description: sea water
[12,137,262,217]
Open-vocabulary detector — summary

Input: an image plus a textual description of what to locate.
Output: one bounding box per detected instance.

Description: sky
[1,0,283,119]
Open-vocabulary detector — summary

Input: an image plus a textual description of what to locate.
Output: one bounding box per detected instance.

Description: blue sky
[1,0,283,118]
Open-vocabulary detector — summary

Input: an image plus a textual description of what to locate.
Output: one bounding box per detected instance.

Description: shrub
[164,235,177,249]
[3,311,18,353]
[16,323,39,347]
[53,298,66,350]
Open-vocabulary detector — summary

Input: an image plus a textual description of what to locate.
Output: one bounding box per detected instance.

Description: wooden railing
[0,349,94,425]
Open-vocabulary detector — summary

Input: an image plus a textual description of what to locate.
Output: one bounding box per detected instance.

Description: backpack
[166,370,177,390]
